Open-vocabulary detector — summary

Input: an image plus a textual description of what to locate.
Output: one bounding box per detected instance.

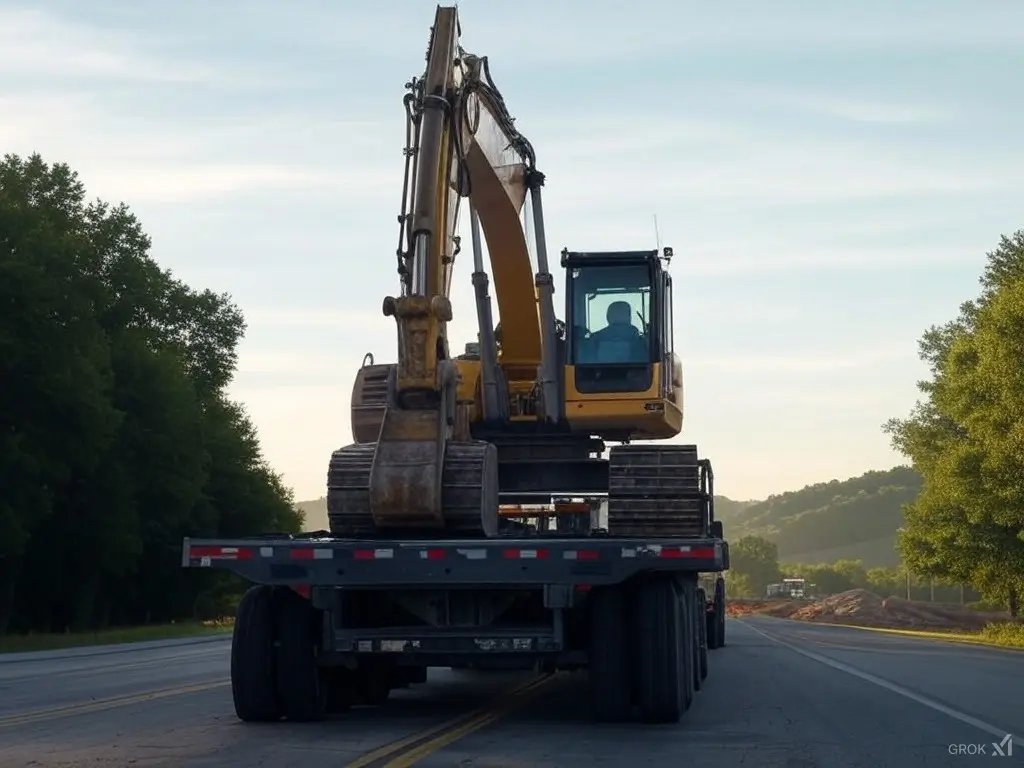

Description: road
[1,618,1021,767]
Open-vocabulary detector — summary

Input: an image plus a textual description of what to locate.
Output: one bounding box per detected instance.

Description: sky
[3,0,1023,503]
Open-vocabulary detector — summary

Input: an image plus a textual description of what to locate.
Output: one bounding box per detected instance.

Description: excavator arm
[389,8,558,418]
[328,5,556,537]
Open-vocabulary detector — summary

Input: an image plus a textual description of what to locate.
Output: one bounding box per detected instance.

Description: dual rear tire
[588,576,705,724]
[230,585,328,722]
[706,577,727,650]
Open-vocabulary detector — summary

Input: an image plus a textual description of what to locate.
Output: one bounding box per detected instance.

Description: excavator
[183,5,728,726]
[327,4,714,543]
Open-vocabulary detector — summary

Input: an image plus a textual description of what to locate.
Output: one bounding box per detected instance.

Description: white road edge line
[739,619,1020,745]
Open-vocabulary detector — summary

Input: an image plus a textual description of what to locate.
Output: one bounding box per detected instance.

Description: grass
[0,618,234,654]
[811,621,1024,651]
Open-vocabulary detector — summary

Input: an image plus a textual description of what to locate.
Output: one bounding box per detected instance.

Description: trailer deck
[182,534,729,587]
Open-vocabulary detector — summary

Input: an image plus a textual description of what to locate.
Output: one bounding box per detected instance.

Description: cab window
[570,265,652,365]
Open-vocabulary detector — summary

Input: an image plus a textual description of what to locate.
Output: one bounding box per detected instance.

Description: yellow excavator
[328,5,714,542]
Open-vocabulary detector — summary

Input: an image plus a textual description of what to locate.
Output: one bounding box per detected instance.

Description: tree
[884,231,1024,617]
[728,535,782,597]
[0,153,302,634]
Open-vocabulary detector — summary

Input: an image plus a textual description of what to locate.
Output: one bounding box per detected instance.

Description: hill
[723,466,922,567]
[295,468,920,568]
[298,497,330,532]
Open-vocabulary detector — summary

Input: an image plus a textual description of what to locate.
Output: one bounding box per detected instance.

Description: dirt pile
[728,590,1009,631]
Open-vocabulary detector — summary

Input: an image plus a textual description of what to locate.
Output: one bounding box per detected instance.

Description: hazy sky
[4,1,1023,502]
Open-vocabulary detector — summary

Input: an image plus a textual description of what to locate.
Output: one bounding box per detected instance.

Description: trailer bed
[181,535,728,587]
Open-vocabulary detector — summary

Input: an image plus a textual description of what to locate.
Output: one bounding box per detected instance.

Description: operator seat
[592,301,647,363]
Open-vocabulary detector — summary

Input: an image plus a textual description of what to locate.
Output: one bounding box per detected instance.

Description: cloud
[0,91,403,204]
[670,245,984,275]
[303,2,1024,66]
[0,8,217,84]
[687,347,909,373]
[242,308,386,329]
[729,88,957,125]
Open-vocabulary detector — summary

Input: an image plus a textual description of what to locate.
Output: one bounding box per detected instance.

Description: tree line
[725,535,986,606]
[0,154,303,635]
[884,231,1024,618]
[726,231,1024,618]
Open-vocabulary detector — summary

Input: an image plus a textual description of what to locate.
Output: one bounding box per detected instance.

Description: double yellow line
[1,670,557,767]
[345,673,558,768]
[0,680,229,729]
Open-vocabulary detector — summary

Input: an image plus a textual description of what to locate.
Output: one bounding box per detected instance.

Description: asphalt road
[1,618,1021,767]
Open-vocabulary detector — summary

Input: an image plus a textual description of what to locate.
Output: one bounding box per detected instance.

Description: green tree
[0,153,302,634]
[728,535,782,597]
[884,231,1024,617]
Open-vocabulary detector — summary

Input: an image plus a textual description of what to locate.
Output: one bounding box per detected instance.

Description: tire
[323,668,355,714]
[705,608,717,650]
[698,598,708,681]
[680,587,695,712]
[404,666,428,685]
[635,578,686,723]
[692,589,706,687]
[274,589,327,721]
[588,586,631,722]
[355,664,392,706]
[231,585,281,722]
[715,577,727,648]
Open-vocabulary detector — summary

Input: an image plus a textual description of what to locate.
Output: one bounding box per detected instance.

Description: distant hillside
[714,496,758,526]
[723,466,921,567]
[297,495,750,534]
[297,497,329,532]
[296,469,919,567]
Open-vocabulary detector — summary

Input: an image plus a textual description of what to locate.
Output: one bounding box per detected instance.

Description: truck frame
[182,486,729,725]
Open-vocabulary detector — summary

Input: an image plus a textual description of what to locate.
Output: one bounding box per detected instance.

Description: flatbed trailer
[182,529,729,725]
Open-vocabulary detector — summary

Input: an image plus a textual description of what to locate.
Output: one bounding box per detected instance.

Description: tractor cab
[560,247,675,396]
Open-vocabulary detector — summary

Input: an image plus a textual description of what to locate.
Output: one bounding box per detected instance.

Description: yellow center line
[0,680,229,728]
[344,673,557,768]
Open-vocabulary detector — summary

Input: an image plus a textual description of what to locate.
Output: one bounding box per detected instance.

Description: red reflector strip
[289,548,333,561]
[563,550,599,560]
[292,584,311,598]
[190,546,253,560]
[419,549,446,560]
[658,546,717,559]
[503,548,548,559]
[353,548,395,560]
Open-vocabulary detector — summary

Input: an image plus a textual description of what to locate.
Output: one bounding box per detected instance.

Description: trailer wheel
[635,578,688,723]
[402,666,428,685]
[705,607,719,650]
[231,585,281,722]
[680,587,695,712]
[274,589,327,721]
[715,576,727,648]
[698,597,708,682]
[588,586,631,722]
[355,663,392,706]
[323,668,355,714]
[690,590,701,693]
[693,588,707,687]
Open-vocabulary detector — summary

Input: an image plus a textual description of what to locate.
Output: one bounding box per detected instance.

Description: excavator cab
[560,247,683,440]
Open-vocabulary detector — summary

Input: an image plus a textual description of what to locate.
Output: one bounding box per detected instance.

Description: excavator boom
[328,5,552,537]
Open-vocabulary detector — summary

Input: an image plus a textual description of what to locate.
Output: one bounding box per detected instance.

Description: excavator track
[327,440,499,539]
[607,444,709,538]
